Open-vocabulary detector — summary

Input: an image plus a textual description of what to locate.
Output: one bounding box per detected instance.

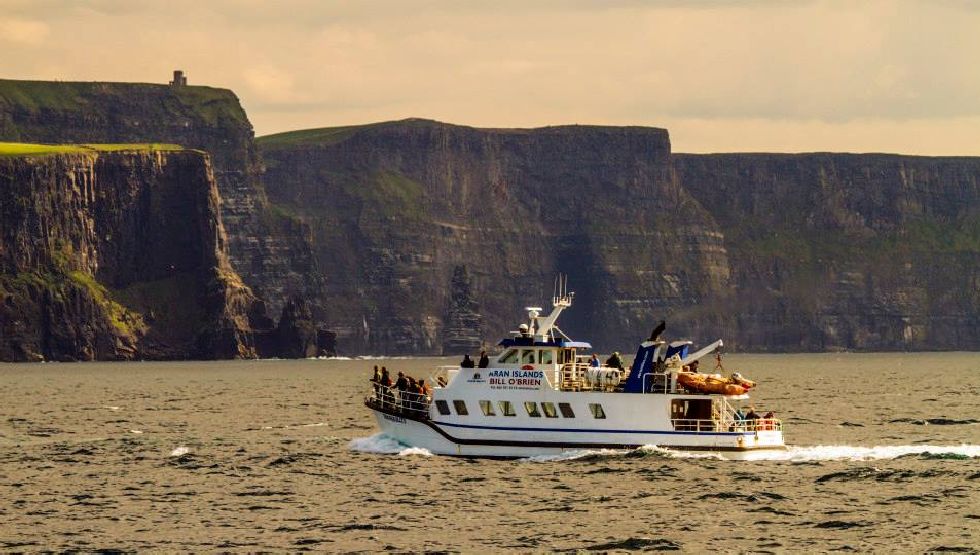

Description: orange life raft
[675,371,750,395]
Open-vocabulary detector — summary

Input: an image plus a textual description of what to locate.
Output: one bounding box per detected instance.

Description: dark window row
[435,400,605,419]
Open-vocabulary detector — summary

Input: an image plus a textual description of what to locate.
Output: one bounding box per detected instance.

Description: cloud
[0,0,978,154]
[242,65,303,104]
[0,18,49,46]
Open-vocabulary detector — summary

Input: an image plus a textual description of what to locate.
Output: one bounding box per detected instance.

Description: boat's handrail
[671,417,782,433]
[365,383,431,419]
[642,372,683,394]
[559,362,625,391]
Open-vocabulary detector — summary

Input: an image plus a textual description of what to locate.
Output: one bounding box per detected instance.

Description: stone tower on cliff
[169,70,187,87]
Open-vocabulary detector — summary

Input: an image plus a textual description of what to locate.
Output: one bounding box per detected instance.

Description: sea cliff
[674,153,980,351]
[259,119,730,353]
[0,79,322,323]
[0,145,256,361]
[259,120,980,353]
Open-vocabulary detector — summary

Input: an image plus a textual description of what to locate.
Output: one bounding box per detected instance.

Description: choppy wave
[740,444,980,461]
[168,446,191,457]
[348,434,433,456]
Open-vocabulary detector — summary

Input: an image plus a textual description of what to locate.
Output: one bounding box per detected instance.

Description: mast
[531,274,573,342]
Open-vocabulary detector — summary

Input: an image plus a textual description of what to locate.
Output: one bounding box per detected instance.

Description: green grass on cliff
[257,123,382,149]
[66,271,145,335]
[257,119,441,149]
[0,142,184,157]
[0,79,249,128]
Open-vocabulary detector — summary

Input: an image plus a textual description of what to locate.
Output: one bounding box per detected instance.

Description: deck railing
[560,362,627,391]
[365,383,431,419]
[671,418,782,433]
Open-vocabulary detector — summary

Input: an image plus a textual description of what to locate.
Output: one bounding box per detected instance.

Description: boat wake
[523,445,720,462]
[348,433,433,457]
[526,444,980,462]
[348,434,979,462]
[739,444,980,461]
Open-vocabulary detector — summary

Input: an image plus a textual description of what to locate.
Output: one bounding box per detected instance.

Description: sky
[2,0,979,154]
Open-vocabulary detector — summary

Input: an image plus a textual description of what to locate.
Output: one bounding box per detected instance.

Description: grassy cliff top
[0,142,185,157]
[0,79,249,128]
[256,118,670,150]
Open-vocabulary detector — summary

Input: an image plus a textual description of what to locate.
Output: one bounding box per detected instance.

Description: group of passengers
[732,407,777,430]
[371,365,431,412]
[459,351,490,368]
[589,352,625,372]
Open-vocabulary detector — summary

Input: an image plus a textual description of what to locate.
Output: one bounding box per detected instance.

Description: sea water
[0,353,977,551]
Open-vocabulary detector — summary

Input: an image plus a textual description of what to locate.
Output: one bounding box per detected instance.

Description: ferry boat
[365,282,785,458]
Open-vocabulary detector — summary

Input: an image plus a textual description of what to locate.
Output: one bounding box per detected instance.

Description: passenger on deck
[394,372,409,391]
[460,354,475,368]
[371,365,381,395]
[419,379,431,396]
[378,367,393,408]
[689,360,700,373]
[589,354,600,367]
[762,411,775,430]
[745,407,760,420]
[605,351,624,371]
[478,351,490,368]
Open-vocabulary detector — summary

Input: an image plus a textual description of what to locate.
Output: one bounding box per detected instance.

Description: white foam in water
[169,446,191,457]
[525,444,980,463]
[733,444,980,462]
[348,433,433,456]
[523,445,720,463]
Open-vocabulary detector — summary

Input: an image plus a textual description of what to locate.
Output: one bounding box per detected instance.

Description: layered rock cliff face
[260,120,980,353]
[0,79,319,320]
[673,153,980,351]
[259,120,731,353]
[0,148,257,361]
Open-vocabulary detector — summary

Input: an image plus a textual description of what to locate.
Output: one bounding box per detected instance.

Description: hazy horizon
[2,0,979,155]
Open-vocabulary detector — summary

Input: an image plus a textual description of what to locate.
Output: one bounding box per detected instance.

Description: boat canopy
[497,338,592,349]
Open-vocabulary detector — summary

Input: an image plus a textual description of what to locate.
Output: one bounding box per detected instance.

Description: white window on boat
[521,350,536,364]
[539,350,554,364]
[499,349,519,364]
[541,402,558,418]
[479,400,496,416]
[558,402,575,418]
[453,400,469,416]
[498,400,517,417]
[589,403,606,419]
[435,400,451,416]
[524,402,541,417]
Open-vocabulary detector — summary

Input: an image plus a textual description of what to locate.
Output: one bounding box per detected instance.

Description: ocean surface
[0,353,977,552]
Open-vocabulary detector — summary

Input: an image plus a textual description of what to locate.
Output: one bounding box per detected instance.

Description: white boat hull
[369,406,785,459]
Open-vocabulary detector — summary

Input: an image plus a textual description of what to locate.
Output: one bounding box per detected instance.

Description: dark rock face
[673,153,980,351]
[0,79,319,319]
[443,265,483,355]
[0,150,257,361]
[260,119,729,353]
[265,297,336,359]
[260,120,980,354]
